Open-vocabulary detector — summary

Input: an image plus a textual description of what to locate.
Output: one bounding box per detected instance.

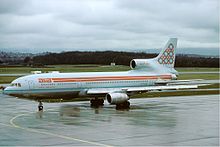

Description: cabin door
[28,80,35,89]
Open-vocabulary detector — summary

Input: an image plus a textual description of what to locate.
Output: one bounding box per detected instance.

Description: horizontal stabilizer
[155,79,204,84]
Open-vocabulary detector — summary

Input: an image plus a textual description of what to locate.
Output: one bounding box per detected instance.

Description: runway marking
[0,122,13,127]
[10,113,113,147]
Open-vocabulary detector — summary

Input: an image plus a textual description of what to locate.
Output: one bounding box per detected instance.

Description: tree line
[32,51,219,67]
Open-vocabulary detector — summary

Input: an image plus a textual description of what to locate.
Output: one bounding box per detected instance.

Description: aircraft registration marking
[38,78,52,83]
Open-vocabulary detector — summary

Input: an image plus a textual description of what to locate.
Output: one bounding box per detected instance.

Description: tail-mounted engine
[130,59,152,69]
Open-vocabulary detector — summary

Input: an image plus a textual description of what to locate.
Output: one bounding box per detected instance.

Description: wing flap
[127,85,199,92]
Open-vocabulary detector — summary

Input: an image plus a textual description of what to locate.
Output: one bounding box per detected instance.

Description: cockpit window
[11,83,21,87]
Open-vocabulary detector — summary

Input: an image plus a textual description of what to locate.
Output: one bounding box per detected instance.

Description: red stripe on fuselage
[48,75,171,83]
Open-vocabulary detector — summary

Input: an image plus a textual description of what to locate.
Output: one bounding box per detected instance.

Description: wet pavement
[0,94,219,146]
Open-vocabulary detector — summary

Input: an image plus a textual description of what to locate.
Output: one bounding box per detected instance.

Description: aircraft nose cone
[0,85,5,89]
[2,87,9,95]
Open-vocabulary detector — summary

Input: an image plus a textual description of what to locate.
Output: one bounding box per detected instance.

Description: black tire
[116,105,120,110]
[90,101,98,107]
[38,106,43,111]
[90,99,94,104]
[116,101,130,110]
[90,99,104,108]
[125,101,130,107]
[98,99,104,106]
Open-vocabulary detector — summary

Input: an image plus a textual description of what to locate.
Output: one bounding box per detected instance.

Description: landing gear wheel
[90,98,104,108]
[38,100,43,111]
[116,101,130,110]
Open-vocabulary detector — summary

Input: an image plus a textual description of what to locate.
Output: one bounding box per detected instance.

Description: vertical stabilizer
[155,38,177,68]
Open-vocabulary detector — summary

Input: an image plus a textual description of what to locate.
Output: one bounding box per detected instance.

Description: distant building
[31,71,42,74]
[48,71,60,73]
[111,62,116,66]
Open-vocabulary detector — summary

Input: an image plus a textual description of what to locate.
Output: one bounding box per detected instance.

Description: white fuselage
[3,38,179,103]
[3,70,173,99]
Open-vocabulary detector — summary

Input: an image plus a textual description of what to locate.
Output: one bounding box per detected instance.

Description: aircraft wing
[86,84,207,95]
[87,88,126,95]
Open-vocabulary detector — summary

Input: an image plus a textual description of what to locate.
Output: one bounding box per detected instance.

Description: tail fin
[156,38,177,68]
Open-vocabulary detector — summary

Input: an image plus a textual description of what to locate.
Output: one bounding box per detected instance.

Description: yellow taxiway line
[8,113,113,147]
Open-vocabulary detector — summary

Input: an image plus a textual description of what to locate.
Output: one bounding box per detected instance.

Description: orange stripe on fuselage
[49,75,171,82]
[52,76,152,80]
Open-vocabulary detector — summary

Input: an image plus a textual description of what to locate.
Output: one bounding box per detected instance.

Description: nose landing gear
[38,100,43,111]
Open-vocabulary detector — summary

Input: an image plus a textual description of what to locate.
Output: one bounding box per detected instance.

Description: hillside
[32,51,219,67]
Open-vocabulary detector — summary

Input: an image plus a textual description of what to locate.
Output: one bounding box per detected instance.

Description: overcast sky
[0,0,219,52]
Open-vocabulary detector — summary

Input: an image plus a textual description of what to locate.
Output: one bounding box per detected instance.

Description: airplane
[3,38,202,110]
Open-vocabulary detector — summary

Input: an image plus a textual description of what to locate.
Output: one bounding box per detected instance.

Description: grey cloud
[116,0,218,30]
[0,0,28,14]
[0,0,218,51]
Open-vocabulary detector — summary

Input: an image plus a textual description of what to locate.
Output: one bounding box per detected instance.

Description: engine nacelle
[106,93,129,104]
[130,59,150,69]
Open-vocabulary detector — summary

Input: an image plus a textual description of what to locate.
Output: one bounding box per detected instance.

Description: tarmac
[0,94,219,146]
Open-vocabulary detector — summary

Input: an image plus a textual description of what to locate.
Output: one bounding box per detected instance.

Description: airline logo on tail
[158,43,174,65]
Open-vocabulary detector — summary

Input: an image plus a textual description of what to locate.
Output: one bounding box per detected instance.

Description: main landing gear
[116,101,130,110]
[90,98,104,108]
